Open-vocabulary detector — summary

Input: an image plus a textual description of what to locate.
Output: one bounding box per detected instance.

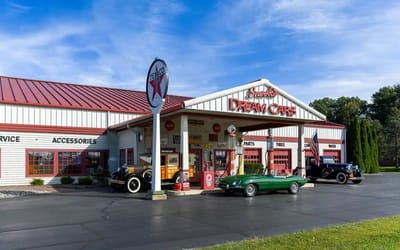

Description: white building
[0,76,345,186]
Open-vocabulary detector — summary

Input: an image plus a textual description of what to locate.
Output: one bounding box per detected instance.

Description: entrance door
[190,148,202,182]
[214,149,231,179]
[84,150,109,175]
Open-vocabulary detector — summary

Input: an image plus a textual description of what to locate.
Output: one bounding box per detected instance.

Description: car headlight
[232,180,241,186]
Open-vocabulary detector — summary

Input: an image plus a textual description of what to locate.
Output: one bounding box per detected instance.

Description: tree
[309,97,335,120]
[383,109,400,168]
[348,117,364,170]
[310,97,367,127]
[369,124,380,173]
[370,85,400,125]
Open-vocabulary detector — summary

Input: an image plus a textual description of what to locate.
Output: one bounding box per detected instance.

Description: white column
[297,124,306,177]
[151,110,162,192]
[180,115,190,190]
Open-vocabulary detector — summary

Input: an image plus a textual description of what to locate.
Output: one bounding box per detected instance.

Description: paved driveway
[1,173,399,250]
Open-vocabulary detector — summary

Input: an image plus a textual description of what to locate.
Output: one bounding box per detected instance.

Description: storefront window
[28,152,54,175]
[26,150,108,177]
[58,152,82,175]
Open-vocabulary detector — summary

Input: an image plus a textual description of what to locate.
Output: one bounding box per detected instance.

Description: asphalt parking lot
[1,173,399,250]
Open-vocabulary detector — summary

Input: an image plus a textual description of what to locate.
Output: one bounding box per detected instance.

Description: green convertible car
[218,174,307,197]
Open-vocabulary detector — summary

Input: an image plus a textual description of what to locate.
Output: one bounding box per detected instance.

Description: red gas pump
[201,161,214,190]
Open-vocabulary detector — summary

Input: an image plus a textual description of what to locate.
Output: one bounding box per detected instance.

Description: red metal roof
[0,76,191,114]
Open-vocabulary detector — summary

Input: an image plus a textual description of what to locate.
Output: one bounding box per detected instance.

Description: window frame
[26,149,109,177]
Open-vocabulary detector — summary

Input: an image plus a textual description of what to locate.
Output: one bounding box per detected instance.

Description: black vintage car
[294,156,363,184]
[109,164,152,193]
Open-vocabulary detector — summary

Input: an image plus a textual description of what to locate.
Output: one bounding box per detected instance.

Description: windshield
[323,157,335,164]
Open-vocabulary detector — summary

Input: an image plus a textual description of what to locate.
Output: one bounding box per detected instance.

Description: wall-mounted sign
[52,137,97,144]
[229,98,296,117]
[165,120,175,131]
[212,123,221,133]
[243,141,255,146]
[0,135,20,142]
[246,87,277,98]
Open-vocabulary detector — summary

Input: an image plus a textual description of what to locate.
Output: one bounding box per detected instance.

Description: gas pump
[266,129,274,175]
[201,144,214,190]
[237,135,244,175]
[227,124,236,176]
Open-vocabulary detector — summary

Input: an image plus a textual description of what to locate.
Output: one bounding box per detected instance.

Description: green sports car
[218,174,307,197]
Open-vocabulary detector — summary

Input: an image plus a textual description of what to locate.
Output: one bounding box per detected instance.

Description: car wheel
[243,183,257,197]
[126,176,141,193]
[352,180,362,184]
[288,182,299,194]
[336,172,348,184]
[142,169,152,183]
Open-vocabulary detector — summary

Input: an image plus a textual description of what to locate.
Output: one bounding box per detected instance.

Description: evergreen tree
[370,125,380,173]
[349,117,365,171]
[361,120,371,173]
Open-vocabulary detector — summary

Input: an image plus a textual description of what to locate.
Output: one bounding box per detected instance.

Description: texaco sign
[146,58,169,109]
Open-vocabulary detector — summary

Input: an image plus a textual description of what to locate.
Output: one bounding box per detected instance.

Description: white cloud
[1,0,400,104]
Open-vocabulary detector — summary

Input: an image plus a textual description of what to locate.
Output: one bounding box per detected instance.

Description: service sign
[146,58,169,109]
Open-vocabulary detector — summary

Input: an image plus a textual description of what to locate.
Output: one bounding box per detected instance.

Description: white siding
[0,104,140,128]
[184,79,325,122]
[248,126,344,140]
[0,131,108,186]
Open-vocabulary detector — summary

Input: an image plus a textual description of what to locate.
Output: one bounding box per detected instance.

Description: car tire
[126,176,141,193]
[352,180,362,184]
[336,172,348,184]
[243,183,257,197]
[142,169,152,183]
[288,182,299,194]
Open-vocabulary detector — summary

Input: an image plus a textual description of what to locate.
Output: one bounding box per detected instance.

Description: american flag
[311,131,320,166]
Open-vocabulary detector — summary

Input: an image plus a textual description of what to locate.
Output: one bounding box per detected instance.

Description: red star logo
[149,65,164,101]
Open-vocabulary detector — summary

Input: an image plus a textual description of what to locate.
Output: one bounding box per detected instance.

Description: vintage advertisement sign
[146,58,169,109]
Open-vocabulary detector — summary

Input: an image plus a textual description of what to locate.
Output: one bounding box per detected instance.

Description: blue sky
[1,0,399,104]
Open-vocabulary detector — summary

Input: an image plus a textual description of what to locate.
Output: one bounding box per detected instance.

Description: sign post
[146,58,169,200]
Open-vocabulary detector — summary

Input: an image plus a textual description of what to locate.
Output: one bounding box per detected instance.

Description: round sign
[146,58,169,108]
[212,123,221,133]
[165,120,175,131]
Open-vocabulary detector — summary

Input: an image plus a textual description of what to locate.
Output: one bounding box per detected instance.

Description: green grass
[380,166,400,173]
[201,216,400,250]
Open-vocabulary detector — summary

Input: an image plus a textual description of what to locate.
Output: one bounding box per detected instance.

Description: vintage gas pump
[266,129,274,175]
[227,124,236,176]
[201,144,214,190]
[237,136,244,175]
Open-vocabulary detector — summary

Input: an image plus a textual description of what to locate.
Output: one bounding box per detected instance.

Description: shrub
[30,178,44,186]
[60,176,74,184]
[244,162,264,174]
[78,176,93,185]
